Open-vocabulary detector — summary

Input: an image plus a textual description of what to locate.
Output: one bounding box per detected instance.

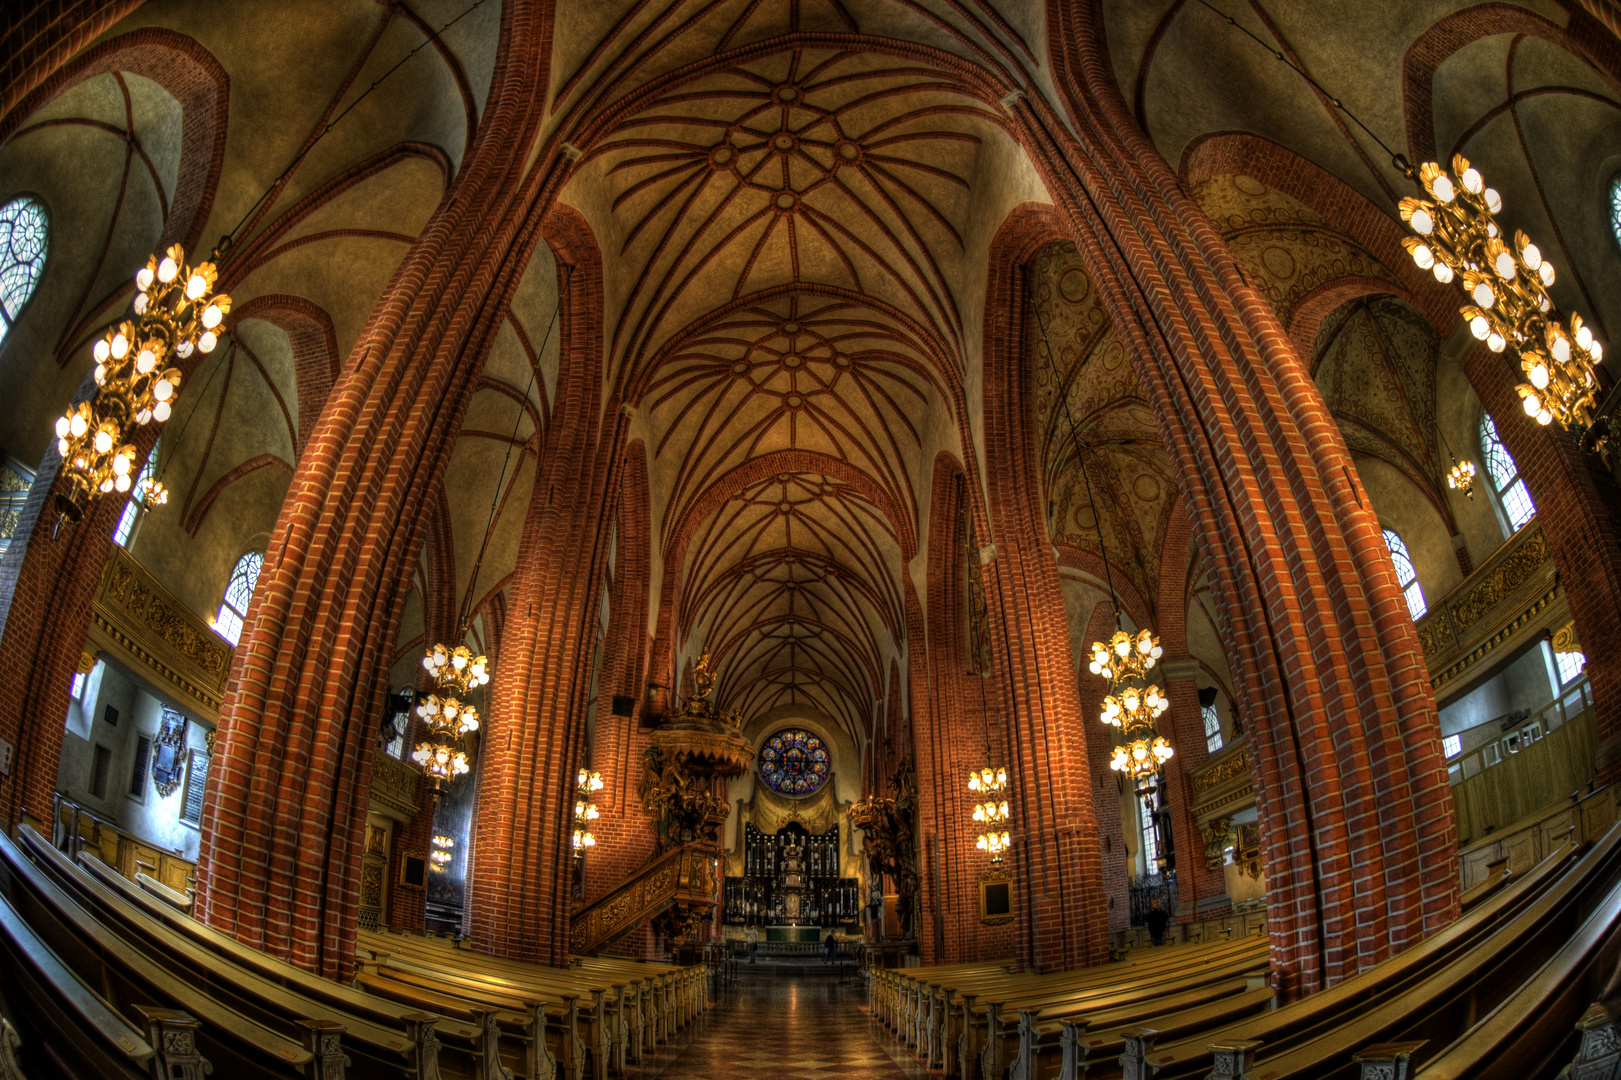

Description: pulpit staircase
[568,842,719,955]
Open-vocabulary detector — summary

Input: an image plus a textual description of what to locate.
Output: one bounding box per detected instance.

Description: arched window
[1480,413,1536,532]
[0,196,48,347]
[112,442,158,548]
[1609,175,1621,251]
[214,551,263,646]
[1383,528,1426,619]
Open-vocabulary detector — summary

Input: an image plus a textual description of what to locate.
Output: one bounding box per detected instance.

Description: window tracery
[1480,414,1535,532]
[215,550,263,646]
[1382,528,1426,620]
[758,727,830,797]
[0,196,47,347]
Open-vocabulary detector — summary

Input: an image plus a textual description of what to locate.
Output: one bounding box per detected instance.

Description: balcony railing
[1413,521,1567,699]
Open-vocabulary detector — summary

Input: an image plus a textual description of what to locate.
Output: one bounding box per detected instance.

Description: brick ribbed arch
[1036,0,1458,994]
[1182,129,1621,788]
[977,201,1110,972]
[191,0,561,980]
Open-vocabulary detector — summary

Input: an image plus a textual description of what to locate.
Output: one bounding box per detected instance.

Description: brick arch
[3,26,230,259]
[1038,0,1461,992]
[1053,543,1154,633]
[977,197,1110,972]
[228,295,341,457]
[1401,5,1621,168]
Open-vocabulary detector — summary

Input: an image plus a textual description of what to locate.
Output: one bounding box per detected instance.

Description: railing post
[1351,1040,1425,1080]
[1207,1038,1265,1079]
[1119,1028,1157,1080]
[298,1019,350,1080]
[134,1006,212,1080]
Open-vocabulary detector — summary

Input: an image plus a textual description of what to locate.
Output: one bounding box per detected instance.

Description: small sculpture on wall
[151,706,188,798]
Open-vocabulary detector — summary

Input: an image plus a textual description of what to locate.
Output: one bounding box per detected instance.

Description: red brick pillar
[980,214,1111,973]
[191,2,558,981]
[1032,6,1458,993]
[466,208,619,967]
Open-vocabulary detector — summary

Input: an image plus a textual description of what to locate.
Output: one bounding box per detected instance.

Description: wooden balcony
[1413,521,1569,703]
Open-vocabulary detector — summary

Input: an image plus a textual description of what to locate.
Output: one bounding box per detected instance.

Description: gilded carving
[1451,527,1547,629]
[360,864,383,908]
[370,755,421,818]
[107,563,133,602]
[1192,743,1249,795]
[128,583,149,619]
[365,824,388,855]
[0,508,17,540]
[1201,816,1234,871]
[146,595,229,676]
[0,464,28,493]
[1552,620,1582,655]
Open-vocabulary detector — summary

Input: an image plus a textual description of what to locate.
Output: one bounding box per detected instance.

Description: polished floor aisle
[627,967,931,1080]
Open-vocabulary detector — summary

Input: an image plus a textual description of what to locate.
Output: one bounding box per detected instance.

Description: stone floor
[625,967,931,1080]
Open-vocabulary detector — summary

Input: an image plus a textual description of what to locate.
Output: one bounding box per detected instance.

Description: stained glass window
[215,551,263,646]
[0,196,48,347]
[1611,175,1621,252]
[758,727,831,797]
[1480,413,1536,532]
[1382,528,1426,619]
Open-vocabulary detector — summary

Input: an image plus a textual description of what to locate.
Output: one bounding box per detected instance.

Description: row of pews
[873,816,1621,1080]
[0,823,707,1079]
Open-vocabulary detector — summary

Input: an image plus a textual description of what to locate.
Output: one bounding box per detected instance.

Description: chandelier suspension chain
[1027,284,1126,628]
[217,0,491,260]
[1190,0,1412,176]
[454,264,575,638]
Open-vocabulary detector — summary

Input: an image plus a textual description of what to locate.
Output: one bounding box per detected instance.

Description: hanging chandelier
[430,834,454,872]
[1089,629,1175,781]
[1447,459,1477,496]
[412,639,487,795]
[52,245,228,521]
[967,763,1010,860]
[573,767,603,853]
[1399,155,1602,432]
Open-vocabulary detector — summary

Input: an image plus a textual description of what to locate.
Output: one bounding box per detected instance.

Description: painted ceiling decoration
[1033,241,1177,607]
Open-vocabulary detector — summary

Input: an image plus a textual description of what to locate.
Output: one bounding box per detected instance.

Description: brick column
[191,1,560,981]
[980,214,1111,973]
[1034,5,1458,993]
[466,207,620,967]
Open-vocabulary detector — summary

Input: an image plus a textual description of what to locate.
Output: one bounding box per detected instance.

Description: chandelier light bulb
[111,333,129,360]
[202,304,222,329]
[114,473,131,492]
[1410,208,1434,234]
[1433,262,1454,284]
[69,413,88,438]
[1485,188,1503,213]
[157,257,178,283]
[186,274,208,300]
[199,331,218,353]
[94,339,110,363]
[136,267,154,291]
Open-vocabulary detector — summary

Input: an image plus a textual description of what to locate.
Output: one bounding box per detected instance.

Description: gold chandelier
[1447,458,1477,497]
[53,245,228,520]
[573,767,604,852]
[967,764,1010,860]
[1400,154,1602,432]
[1090,629,1175,782]
[412,639,487,794]
[430,834,454,872]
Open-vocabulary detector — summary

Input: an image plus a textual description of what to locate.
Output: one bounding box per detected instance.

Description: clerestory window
[0,195,48,348]
[214,551,263,646]
[1382,528,1426,620]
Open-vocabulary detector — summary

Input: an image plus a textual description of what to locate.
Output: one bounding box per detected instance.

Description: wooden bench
[13,825,478,1080]
[0,828,316,1079]
[359,927,705,1079]
[0,888,158,1078]
[1133,826,1608,1079]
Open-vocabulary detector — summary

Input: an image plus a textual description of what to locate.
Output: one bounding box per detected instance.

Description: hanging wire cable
[1189,0,1412,177]
[147,337,235,489]
[1027,284,1126,629]
[217,0,491,257]
[453,265,574,637]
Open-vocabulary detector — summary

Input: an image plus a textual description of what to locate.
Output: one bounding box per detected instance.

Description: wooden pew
[18,824,489,1078]
[59,839,488,1066]
[0,888,158,1079]
[0,828,316,1079]
[1195,846,1621,1080]
[360,930,633,1078]
[965,940,1270,1080]
[1006,965,1272,1080]
[358,928,704,1080]
[1060,981,1274,1079]
[1133,827,1608,1079]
